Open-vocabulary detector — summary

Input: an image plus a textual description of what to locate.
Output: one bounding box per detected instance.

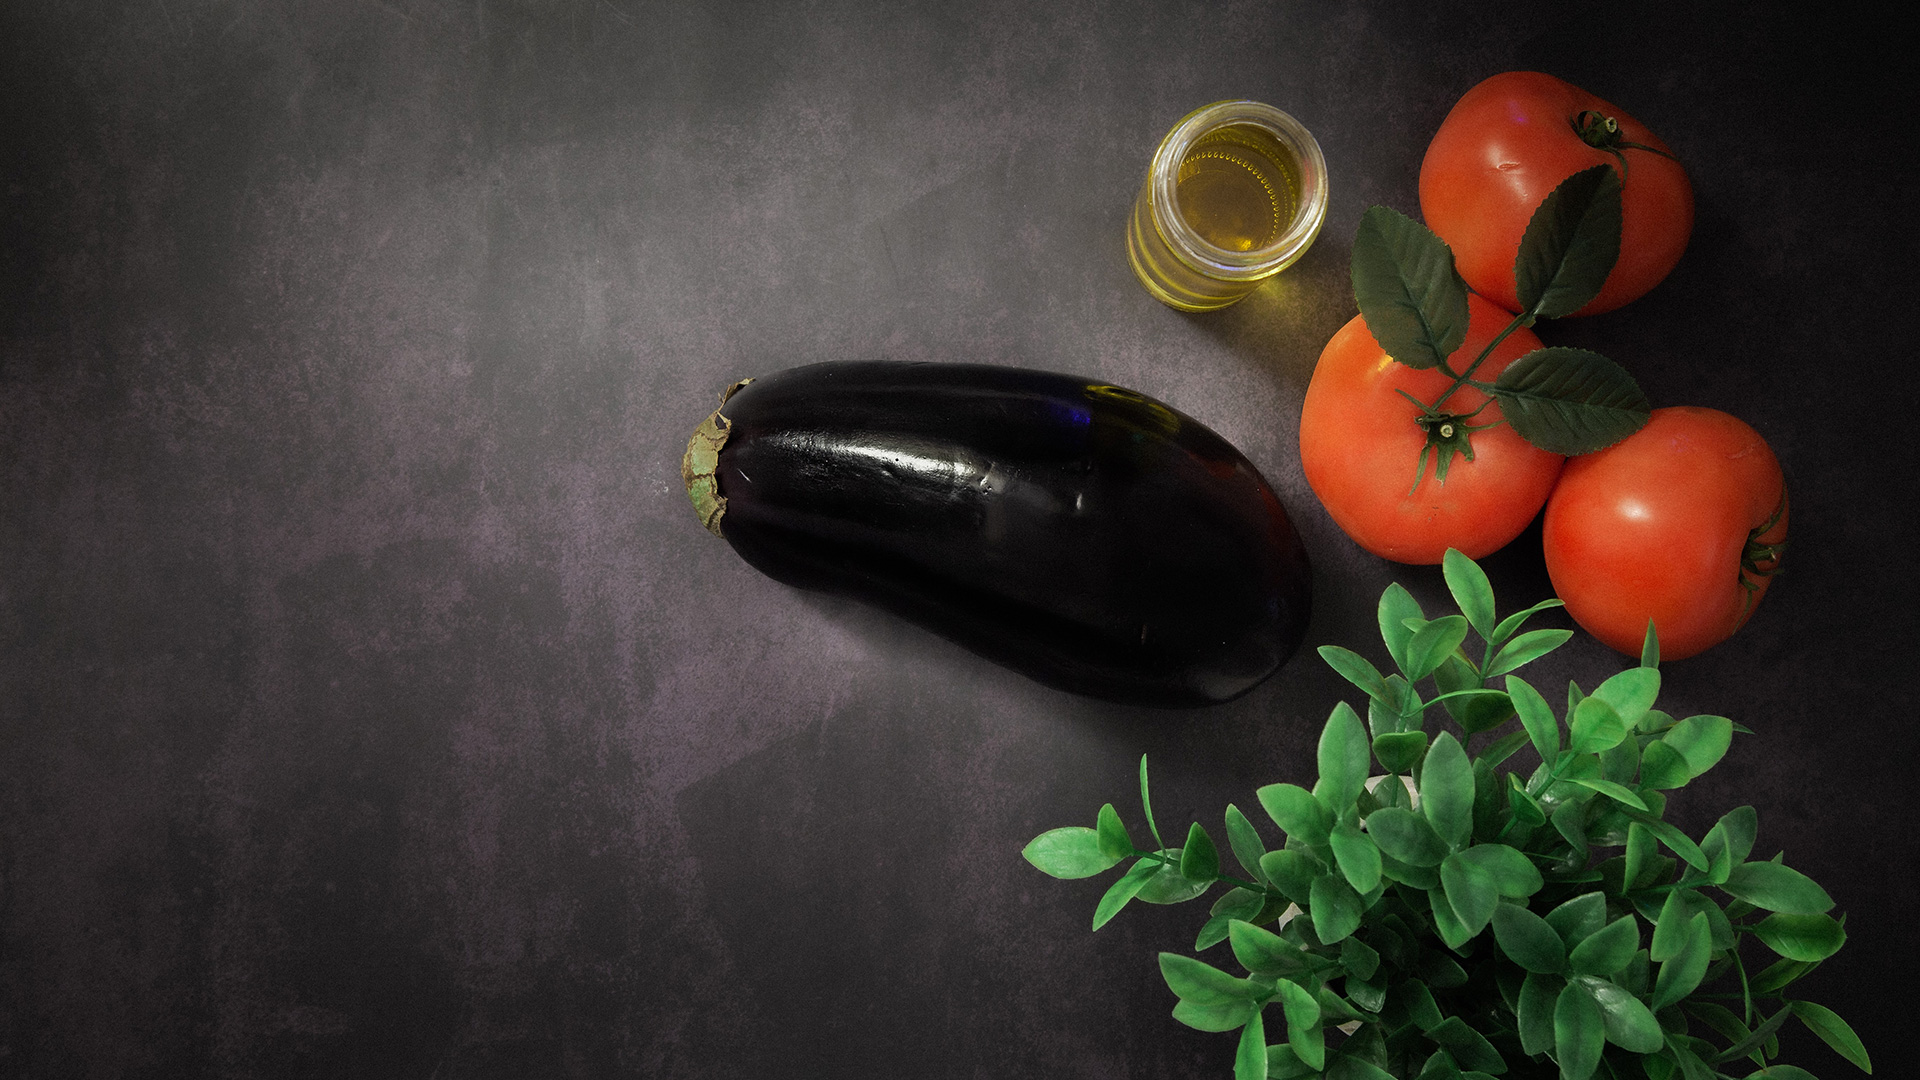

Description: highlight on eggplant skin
[682,361,1313,708]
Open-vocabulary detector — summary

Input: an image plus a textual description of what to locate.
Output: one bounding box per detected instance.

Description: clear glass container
[1126,101,1329,311]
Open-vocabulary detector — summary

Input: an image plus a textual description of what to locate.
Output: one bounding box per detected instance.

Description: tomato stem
[1737,491,1789,619]
[1570,109,1682,175]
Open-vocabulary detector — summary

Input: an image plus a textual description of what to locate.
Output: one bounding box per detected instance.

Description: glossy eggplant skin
[687,361,1311,707]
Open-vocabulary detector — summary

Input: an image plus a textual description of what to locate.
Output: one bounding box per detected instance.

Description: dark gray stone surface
[3,1,1911,1076]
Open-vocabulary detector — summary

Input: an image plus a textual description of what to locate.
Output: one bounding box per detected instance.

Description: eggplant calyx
[682,378,753,537]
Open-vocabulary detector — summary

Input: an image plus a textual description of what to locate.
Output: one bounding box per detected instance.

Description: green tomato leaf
[1570,974,1663,1053]
[1316,702,1372,815]
[1493,903,1569,974]
[1441,548,1497,640]
[1517,972,1561,1055]
[1753,912,1847,962]
[1311,872,1366,945]
[1514,162,1623,320]
[1097,803,1135,860]
[1258,783,1332,847]
[1553,978,1606,1080]
[1568,915,1639,978]
[1507,675,1561,762]
[1378,584,1426,679]
[1330,820,1384,895]
[1651,912,1710,1011]
[1181,822,1221,882]
[1231,919,1312,977]
[1490,346,1651,456]
[1371,731,1429,775]
[1350,205,1470,372]
[1320,645,1389,702]
[1421,733,1475,851]
[1224,804,1269,886]
[1092,859,1160,930]
[1486,629,1575,678]
[1158,951,1264,1006]
[1722,860,1835,914]
[1023,827,1125,879]
[1791,1000,1873,1072]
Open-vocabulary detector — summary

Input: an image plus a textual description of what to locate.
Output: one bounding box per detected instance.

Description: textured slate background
[2,1,1912,1077]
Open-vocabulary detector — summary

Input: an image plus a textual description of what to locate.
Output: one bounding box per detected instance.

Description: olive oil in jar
[1127,102,1328,311]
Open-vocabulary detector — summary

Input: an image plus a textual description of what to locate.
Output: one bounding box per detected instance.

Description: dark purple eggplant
[681,361,1311,707]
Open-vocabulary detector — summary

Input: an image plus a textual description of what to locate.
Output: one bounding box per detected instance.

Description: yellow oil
[1176,125,1302,252]
[1127,122,1307,311]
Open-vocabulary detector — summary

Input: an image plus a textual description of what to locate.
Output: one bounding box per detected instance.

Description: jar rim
[1147,100,1330,280]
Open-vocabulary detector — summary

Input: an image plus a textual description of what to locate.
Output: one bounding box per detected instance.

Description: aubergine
[681,361,1312,707]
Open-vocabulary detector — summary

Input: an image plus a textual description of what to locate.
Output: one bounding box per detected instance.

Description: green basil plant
[1024,551,1868,1080]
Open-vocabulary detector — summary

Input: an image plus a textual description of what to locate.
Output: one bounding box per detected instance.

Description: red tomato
[1419,71,1693,316]
[1299,293,1563,564]
[1542,407,1787,660]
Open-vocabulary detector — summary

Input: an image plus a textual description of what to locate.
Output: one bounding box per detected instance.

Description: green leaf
[1138,755,1165,850]
[1092,859,1160,930]
[1421,733,1475,851]
[1171,997,1255,1032]
[1463,843,1545,898]
[1320,645,1389,702]
[1507,675,1561,761]
[1427,1016,1506,1073]
[1230,919,1311,977]
[1661,716,1734,778]
[1441,548,1496,640]
[1258,783,1333,847]
[1494,903,1569,974]
[1651,912,1710,1011]
[1367,806,1449,867]
[1330,820,1384,895]
[1487,629,1574,678]
[1403,615,1471,682]
[1491,597,1566,647]
[1624,822,1652,890]
[1791,1000,1873,1072]
[1234,1006,1268,1080]
[1265,1044,1317,1080]
[1649,889,1693,962]
[1439,851,1499,937]
[1553,978,1606,1080]
[1350,205,1470,372]
[1261,848,1319,907]
[1476,729,1531,770]
[1639,620,1660,669]
[1276,978,1326,1071]
[1224,804,1268,886]
[1514,163,1623,320]
[1372,731,1429,775]
[1753,912,1847,962]
[1569,696,1631,755]
[1378,584,1425,678]
[1627,811,1710,872]
[1316,702,1372,815]
[1722,861,1835,914]
[1312,872,1366,945]
[1138,852,1213,905]
[1570,974,1662,1053]
[1490,347,1651,456]
[1566,776,1649,812]
[1751,958,1818,995]
[1517,972,1560,1055]
[1023,827,1124,879]
[1341,935,1381,982]
[1742,1067,1821,1080]
[1590,666,1661,730]
[1568,915,1638,978]
[1507,775,1547,829]
[1637,741,1692,790]
[1545,892,1608,950]
[1097,803,1134,860]
[1326,1053,1396,1080]
[1182,822,1221,882]
[1714,806,1757,866]
[1159,952,1264,1006]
